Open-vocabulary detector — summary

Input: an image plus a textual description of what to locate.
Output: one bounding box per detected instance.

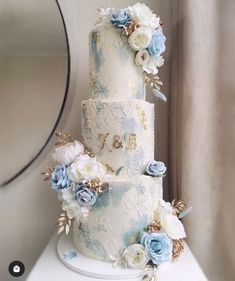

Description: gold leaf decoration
[146,222,161,233]
[55,131,74,147]
[146,210,161,232]
[56,212,72,235]
[172,239,184,259]
[143,263,158,281]
[41,166,54,181]
[152,210,160,223]
[145,73,163,92]
[122,21,137,37]
[129,234,139,244]
[87,179,103,193]
[104,164,115,174]
[84,148,95,158]
[171,199,187,217]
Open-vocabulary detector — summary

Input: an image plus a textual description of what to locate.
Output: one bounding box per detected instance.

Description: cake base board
[57,233,143,280]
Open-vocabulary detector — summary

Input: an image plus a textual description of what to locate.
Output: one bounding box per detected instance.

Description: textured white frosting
[81,100,154,176]
[89,22,145,101]
[73,175,163,262]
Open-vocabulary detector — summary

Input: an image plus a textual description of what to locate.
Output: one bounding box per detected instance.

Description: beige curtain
[169,0,235,280]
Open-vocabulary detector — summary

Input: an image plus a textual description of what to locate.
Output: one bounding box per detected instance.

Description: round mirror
[0,0,70,186]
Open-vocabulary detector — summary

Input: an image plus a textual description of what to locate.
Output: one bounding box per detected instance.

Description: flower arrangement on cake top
[98,3,167,101]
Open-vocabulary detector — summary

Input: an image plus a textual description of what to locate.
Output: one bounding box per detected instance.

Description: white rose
[157,199,174,220]
[52,141,84,165]
[62,201,82,220]
[161,214,186,240]
[159,199,173,212]
[130,3,160,29]
[156,56,164,67]
[67,155,106,182]
[143,56,164,75]
[123,244,149,269]
[128,27,152,51]
[58,187,74,203]
[135,50,150,66]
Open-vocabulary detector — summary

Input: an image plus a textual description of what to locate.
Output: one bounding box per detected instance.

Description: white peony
[135,50,150,66]
[156,56,164,67]
[159,199,174,213]
[143,56,164,74]
[128,27,152,51]
[130,3,160,29]
[58,187,73,203]
[62,201,82,220]
[52,141,84,165]
[67,154,106,182]
[161,214,186,240]
[123,244,149,269]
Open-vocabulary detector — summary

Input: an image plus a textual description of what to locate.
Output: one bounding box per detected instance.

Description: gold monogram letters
[113,135,123,149]
[98,132,137,152]
[124,133,137,151]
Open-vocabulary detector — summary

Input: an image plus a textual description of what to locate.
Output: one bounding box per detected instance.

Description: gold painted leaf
[57,226,64,235]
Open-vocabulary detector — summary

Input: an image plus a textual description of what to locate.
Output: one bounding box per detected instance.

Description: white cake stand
[57,233,143,280]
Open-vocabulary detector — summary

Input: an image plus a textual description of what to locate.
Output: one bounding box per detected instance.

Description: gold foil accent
[88,179,103,193]
[56,212,72,235]
[171,199,187,217]
[122,21,137,37]
[146,222,161,233]
[128,79,135,91]
[136,105,148,130]
[129,234,139,244]
[145,73,163,92]
[124,133,137,151]
[104,163,115,174]
[112,135,123,149]
[41,166,54,181]
[143,263,158,281]
[84,148,95,158]
[172,239,184,259]
[98,133,112,152]
[55,132,74,147]
[146,210,161,232]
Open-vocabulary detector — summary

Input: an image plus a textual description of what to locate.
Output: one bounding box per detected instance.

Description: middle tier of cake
[81,100,155,176]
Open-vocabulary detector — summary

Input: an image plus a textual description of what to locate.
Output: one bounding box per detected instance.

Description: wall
[0,56,67,182]
[0,1,171,280]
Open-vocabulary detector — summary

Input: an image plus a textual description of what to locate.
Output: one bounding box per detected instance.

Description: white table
[27,233,208,281]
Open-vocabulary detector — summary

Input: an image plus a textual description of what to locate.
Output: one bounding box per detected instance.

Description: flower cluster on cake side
[97,3,167,101]
[42,132,191,280]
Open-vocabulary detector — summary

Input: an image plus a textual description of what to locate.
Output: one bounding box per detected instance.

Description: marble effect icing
[73,175,163,261]
[89,23,145,101]
[81,100,154,176]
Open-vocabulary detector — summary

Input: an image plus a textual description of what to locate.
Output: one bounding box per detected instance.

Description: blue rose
[147,30,166,57]
[50,164,70,191]
[74,183,98,207]
[146,160,166,177]
[110,9,130,27]
[140,231,172,265]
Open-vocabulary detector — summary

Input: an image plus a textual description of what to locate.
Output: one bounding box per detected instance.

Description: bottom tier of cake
[73,175,163,262]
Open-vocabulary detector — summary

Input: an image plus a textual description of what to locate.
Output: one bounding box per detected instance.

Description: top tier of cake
[89,23,145,101]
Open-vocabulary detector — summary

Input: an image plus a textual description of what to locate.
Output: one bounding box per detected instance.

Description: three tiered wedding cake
[43,3,190,280]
